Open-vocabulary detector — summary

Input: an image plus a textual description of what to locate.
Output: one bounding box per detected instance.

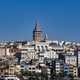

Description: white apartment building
[34,41,49,52]
[78,51,80,67]
[38,50,58,63]
[73,67,78,77]
[55,60,64,74]
[65,55,77,66]
[19,43,38,60]
[66,49,75,55]
[26,64,41,73]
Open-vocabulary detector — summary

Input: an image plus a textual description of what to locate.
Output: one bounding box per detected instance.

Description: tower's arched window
[37,46,40,52]
[45,46,48,51]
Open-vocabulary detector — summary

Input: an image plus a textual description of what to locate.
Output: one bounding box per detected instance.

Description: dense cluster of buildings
[0,21,80,79]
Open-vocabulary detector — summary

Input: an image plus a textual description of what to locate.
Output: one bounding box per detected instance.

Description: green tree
[68,74,74,80]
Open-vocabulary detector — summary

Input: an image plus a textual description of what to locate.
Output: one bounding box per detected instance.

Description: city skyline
[0,0,80,41]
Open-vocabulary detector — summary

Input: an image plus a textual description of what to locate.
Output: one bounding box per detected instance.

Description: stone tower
[33,21,42,42]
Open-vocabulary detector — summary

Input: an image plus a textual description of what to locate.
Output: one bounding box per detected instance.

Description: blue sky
[0,0,80,41]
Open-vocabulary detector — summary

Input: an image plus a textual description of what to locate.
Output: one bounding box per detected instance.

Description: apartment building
[65,55,77,66]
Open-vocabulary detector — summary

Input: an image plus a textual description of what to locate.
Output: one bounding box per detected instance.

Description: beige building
[0,46,6,57]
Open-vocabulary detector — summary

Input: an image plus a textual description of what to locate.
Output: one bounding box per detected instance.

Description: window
[41,46,44,51]
[1,70,3,72]
[37,46,40,51]
[67,59,70,62]
[29,68,31,70]
[45,46,48,51]
[32,68,35,70]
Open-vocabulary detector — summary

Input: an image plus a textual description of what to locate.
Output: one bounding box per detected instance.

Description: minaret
[33,20,42,42]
